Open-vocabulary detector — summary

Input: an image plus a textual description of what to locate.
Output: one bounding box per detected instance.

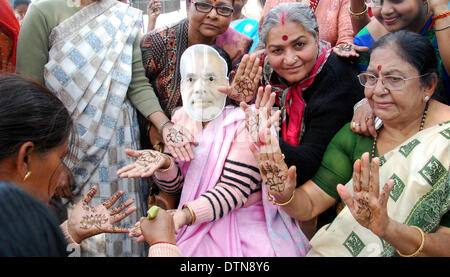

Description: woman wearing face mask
[253,2,364,237]
[119,45,311,257]
[0,75,136,256]
[139,0,262,215]
[335,0,450,137]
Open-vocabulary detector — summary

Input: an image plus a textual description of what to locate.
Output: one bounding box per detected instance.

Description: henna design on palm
[233,76,255,99]
[79,214,108,230]
[137,150,162,166]
[259,160,287,193]
[166,127,185,144]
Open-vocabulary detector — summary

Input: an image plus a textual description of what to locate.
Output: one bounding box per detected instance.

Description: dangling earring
[23,171,32,181]
[424,95,430,102]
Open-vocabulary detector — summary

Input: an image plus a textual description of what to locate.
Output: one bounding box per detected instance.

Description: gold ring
[351,122,357,128]
[365,116,371,122]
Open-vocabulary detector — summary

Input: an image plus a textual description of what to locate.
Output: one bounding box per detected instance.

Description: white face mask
[180,44,228,122]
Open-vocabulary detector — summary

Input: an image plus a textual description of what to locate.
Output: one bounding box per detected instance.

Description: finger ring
[351,122,357,128]
[281,154,285,160]
[365,116,371,122]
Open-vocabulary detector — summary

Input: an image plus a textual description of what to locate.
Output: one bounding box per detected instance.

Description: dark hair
[211,44,232,76]
[370,30,438,88]
[13,0,30,9]
[0,181,67,257]
[0,74,74,163]
[186,0,236,7]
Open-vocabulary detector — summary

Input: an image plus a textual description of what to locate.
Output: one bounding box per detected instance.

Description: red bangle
[150,241,176,247]
[433,11,450,21]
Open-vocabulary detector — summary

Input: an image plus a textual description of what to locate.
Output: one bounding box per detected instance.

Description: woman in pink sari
[119,44,311,257]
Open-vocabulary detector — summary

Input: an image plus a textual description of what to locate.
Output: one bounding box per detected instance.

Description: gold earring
[23,171,32,181]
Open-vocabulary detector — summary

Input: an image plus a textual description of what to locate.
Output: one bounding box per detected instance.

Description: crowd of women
[0,0,449,257]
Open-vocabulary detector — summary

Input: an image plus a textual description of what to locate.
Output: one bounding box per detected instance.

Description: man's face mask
[180,45,228,122]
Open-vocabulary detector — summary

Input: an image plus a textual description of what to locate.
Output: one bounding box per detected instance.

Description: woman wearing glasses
[252,30,450,256]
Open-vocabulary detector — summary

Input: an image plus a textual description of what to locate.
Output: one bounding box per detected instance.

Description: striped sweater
[153,121,262,224]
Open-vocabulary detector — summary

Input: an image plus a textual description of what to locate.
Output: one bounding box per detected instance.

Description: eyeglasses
[192,1,234,17]
[357,72,429,90]
[365,0,382,8]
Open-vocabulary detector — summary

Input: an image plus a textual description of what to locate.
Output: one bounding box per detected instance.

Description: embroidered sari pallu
[44,0,145,256]
[308,121,450,257]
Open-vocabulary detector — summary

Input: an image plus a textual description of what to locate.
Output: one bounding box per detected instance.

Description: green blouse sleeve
[16,2,52,84]
[312,123,373,200]
[127,32,162,118]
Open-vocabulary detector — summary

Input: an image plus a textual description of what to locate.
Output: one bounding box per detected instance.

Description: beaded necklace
[371,101,429,159]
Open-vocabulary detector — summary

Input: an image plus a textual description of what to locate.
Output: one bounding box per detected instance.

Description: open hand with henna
[240,85,281,143]
[218,53,262,104]
[162,122,199,162]
[333,43,369,58]
[67,186,136,244]
[250,128,297,205]
[117,149,172,178]
[337,152,395,237]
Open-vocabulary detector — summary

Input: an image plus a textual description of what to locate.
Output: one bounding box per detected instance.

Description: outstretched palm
[337,153,395,237]
[117,149,171,178]
[67,186,136,243]
[218,53,262,103]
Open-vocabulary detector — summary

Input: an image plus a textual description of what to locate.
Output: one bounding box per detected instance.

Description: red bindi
[377,65,382,71]
[282,35,288,41]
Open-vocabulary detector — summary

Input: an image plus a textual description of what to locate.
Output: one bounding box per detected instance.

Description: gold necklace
[371,101,429,159]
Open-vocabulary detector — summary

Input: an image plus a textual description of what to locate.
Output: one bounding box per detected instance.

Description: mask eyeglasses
[357,72,429,90]
[192,1,234,17]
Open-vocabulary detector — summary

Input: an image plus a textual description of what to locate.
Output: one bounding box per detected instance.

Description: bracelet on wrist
[353,98,369,113]
[348,4,368,18]
[150,241,177,247]
[431,11,450,29]
[158,119,172,136]
[396,226,425,257]
[433,10,450,21]
[266,189,295,206]
[435,24,450,31]
[182,204,196,225]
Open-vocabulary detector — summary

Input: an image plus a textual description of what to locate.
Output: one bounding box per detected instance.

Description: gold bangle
[267,189,295,206]
[396,226,425,257]
[183,204,196,225]
[348,4,368,18]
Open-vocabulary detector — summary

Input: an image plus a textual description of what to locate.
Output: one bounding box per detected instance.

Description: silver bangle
[158,119,172,135]
[353,98,369,113]
[435,24,450,31]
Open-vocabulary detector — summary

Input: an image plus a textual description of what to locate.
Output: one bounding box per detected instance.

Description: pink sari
[172,106,311,257]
